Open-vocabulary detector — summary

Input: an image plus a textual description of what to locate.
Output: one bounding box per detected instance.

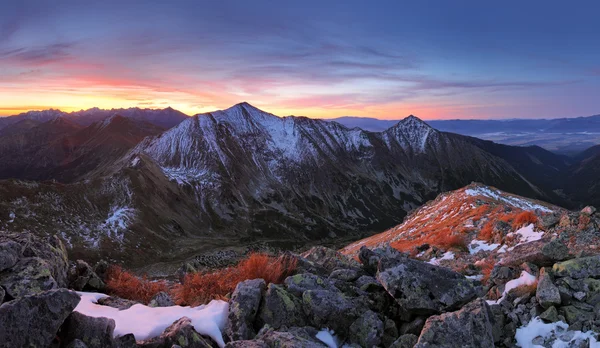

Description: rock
[539,213,562,229]
[490,266,519,286]
[225,340,268,347]
[382,317,400,347]
[390,334,418,348]
[399,316,426,336]
[0,287,4,305]
[138,317,215,348]
[488,305,505,343]
[97,296,140,310]
[415,299,495,348]
[0,241,20,272]
[0,257,58,298]
[581,206,597,216]
[284,273,339,297]
[66,339,90,348]
[348,310,383,347]
[302,289,367,336]
[536,268,561,309]
[329,268,360,282]
[553,256,600,279]
[377,255,476,315]
[68,260,106,292]
[63,311,116,348]
[255,326,328,348]
[93,260,110,282]
[355,275,383,292]
[0,288,80,348]
[539,306,559,323]
[359,246,407,274]
[499,240,568,268]
[227,279,266,341]
[115,334,137,348]
[149,291,175,307]
[258,284,306,329]
[302,246,361,274]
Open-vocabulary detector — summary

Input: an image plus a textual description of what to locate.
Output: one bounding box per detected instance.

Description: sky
[1,1,599,120]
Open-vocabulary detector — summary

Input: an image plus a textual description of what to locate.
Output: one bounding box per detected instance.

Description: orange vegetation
[510,211,538,229]
[105,266,169,303]
[478,222,494,242]
[172,253,297,306]
[477,256,496,284]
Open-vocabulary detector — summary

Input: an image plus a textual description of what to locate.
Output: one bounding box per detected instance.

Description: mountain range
[0,103,598,270]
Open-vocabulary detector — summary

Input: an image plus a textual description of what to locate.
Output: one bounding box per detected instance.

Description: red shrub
[437,234,468,251]
[105,266,169,303]
[172,253,297,306]
[479,222,494,242]
[511,211,538,229]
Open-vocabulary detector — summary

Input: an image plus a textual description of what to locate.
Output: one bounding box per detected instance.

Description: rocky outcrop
[536,268,561,309]
[415,299,495,348]
[0,288,80,348]
[376,253,477,315]
[227,279,266,341]
[68,260,106,292]
[62,311,116,348]
[138,317,216,348]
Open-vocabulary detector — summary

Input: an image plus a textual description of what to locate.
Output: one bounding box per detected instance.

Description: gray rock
[302,246,361,274]
[541,240,570,262]
[149,291,175,307]
[490,266,519,286]
[0,241,20,272]
[0,257,58,298]
[258,284,306,329]
[553,256,600,279]
[115,334,137,348]
[329,268,360,282]
[138,317,215,347]
[377,255,477,315]
[0,288,80,348]
[302,289,367,336]
[284,273,339,297]
[355,275,383,292]
[560,305,595,325]
[415,299,495,348]
[539,306,559,323]
[68,260,106,292]
[256,326,328,348]
[391,334,418,348]
[66,339,90,348]
[225,340,268,347]
[63,311,116,348]
[499,240,568,268]
[227,279,266,341]
[359,246,407,274]
[97,296,140,310]
[382,317,400,347]
[400,316,426,336]
[488,305,505,343]
[0,287,4,305]
[537,268,561,309]
[348,310,383,347]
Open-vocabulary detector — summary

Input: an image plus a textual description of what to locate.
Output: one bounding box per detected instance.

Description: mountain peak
[400,115,431,128]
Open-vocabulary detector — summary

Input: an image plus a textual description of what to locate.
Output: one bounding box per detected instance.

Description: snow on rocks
[515,317,600,347]
[428,251,455,265]
[74,292,229,347]
[469,240,501,254]
[509,223,545,247]
[315,329,341,348]
[487,271,537,305]
[465,186,552,213]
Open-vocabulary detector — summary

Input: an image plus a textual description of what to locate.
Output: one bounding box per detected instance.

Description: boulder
[301,246,361,274]
[115,334,137,348]
[376,255,476,315]
[258,284,306,329]
[329,268,360,282]
[227,279,266,341]
[498,240,568,267]
[97,296,140,310]
[62,311,116,348]
[539,306,559,323]
[0,241,20,272]
[67,339,90,348]
[284,273,339,297]
[391,334,418,348]
[255,326,328,348]
[348,310,384,347]
[0,287,4,305]
[355,275,383,292]
[148,291,175,307]
[0,257,58,298]
[68,260,106,292]
[138,317,215,348]
[302,289,367,336]
[0,289,80,348]
[553,256,600,279]
[415,299,495,348]
[536,268,561,309]
[225,340,268,347]
[359,246,407,275]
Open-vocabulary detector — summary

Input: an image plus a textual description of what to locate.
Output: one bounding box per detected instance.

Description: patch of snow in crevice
[98,205,136,242]
[428,251,455,265]
[8,212,15,223]
[466,275,483,281]
[515,317,600,348]
[469,240,501,254]
[130,157,140,167]
[508,224,544,246]
[74,292,229,347]
[316,328,342,348]
[487,271,536,305]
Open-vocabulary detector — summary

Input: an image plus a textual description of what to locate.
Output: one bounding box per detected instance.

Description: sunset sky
[1,1,599,119]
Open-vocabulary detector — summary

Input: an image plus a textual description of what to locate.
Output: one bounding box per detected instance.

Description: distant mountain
[0,106,188,131]
[329,114,600,155]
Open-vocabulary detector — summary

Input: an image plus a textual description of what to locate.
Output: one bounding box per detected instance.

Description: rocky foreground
[2,206,600,347]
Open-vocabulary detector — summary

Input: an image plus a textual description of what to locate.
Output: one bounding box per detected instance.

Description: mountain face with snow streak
[130,102,550,243]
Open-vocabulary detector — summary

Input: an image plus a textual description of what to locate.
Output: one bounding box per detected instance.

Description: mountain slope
[64,107,188,129]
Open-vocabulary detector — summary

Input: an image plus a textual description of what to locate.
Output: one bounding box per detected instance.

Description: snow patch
[509,224,544,246]
[428,251,455,265]
[469,240,501,254]
[487,271,536,305]
[74,292,229,347]
[316,328,342,348]
[465,186,552,212]
[515,317,599,347]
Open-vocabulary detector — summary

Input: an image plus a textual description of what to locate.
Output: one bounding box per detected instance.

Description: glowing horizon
[1,1,599,120]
